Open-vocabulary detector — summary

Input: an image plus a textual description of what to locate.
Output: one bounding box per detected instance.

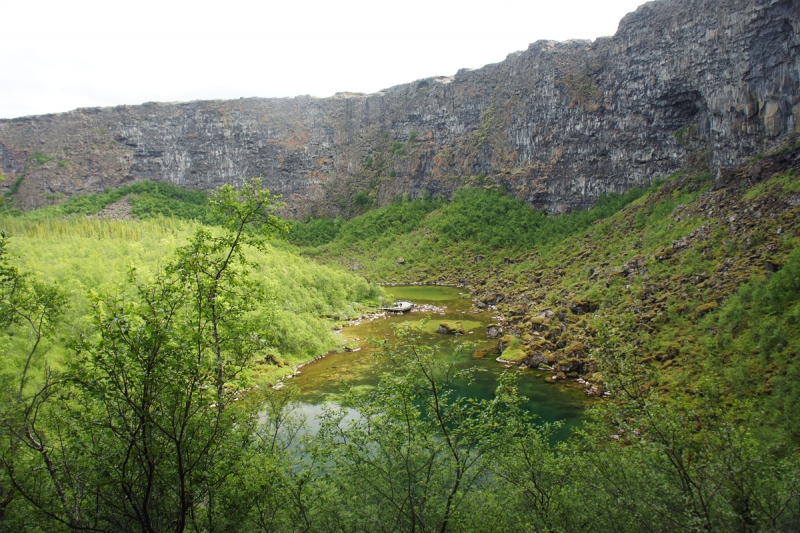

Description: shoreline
[272,300,451,390]
[270,283,601,398]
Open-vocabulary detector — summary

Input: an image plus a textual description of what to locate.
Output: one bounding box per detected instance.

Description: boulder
[525,352,547,368]
[487,324,503,339]
[437,322,464,335]
[589,384,605,396]
[568,299,596,315]
[714,167,737,189]
[395,257,406,265]
[497,334,516,352]
[482,292,504,306]
[564,342,585,357]
[530,317,551,331]
[766,260,782,274]
[557,358,584,373]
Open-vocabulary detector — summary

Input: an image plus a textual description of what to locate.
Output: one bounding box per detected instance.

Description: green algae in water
[383,284,467,302]
[404,318,482,335]
[292,285,590,441]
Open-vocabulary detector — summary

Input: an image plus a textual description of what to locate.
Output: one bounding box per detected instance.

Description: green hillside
[4,180,219,223]
[1,192,383,388]
[293,143,800,434]
[1,143,799,531]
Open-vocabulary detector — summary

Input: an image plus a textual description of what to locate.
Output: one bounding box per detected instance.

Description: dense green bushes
[286,194,445,247]
[705,247,800,438]
[286,184,647,280]
[0,199,382,383]
[286,216,342,246]
[334,193,444,247]
[288,185,644,255]
[12,180,219,223]
[430,186,644,250]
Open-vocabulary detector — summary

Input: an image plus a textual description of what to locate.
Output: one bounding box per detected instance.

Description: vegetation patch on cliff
[5,180,219,223]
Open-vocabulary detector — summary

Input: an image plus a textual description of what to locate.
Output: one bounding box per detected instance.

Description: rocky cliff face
[1,0,798,216]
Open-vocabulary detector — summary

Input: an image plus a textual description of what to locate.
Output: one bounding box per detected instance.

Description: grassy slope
[5,142,798,428]
[0,215,383,386]
[292,142,800,437]
[292,185,645,281]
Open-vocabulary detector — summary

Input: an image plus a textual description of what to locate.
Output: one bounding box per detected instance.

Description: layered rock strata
[1,0,798,215]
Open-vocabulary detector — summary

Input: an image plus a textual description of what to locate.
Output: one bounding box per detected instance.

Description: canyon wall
[1,0,798,216]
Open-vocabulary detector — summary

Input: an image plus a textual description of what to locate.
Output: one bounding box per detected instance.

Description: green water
[291,285,590,439]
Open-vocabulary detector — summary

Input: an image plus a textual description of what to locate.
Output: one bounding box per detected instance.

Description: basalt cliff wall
[1,0,798,216]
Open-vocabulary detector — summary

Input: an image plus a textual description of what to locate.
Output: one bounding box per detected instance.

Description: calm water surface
[291,285,589,439]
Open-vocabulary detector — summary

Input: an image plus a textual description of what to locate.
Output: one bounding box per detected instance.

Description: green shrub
[352,191,372,210]
[390,141,406,156]
[286,216,342,246]
[334,194,444,247]
[6,174,25,197]
[429,186,645,251]
[705,248,800,436]
[31,152,52,164]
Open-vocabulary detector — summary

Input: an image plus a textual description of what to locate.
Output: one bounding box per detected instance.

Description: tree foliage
[286,185,644,252]
[0,181,292,531]
[1,178,800,531]
[308,325,526,532]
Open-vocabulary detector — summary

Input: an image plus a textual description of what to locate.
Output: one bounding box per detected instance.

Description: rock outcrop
[437,322,465,335]
[1,0,798,215]
[460,142,800,390]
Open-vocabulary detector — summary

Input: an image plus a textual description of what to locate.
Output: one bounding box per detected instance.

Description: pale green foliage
[1,181,299,530]
[164,178,288,398]
[0,196,382,377]
[0,231,68,522]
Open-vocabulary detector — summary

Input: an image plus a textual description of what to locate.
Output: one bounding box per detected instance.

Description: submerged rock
[472,346,500,359]
[437,322,464,335]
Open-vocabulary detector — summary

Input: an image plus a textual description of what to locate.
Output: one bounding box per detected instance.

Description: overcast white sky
[0,0,647,119]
